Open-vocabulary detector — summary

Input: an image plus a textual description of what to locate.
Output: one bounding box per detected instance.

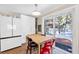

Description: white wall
[21,15,35,43]
[72,5,79,53]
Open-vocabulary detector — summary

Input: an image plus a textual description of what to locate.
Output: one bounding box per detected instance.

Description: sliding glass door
[44,12,72,53]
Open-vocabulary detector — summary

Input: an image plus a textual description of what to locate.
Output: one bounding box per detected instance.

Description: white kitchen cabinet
[21,15,35,43]
[0,15,35,51]
[21,15,35,35]
[13,18,22,36]
[0,15,22,51]
[1,37,22,51]
[0,16,12,38]
[28,17,35,34]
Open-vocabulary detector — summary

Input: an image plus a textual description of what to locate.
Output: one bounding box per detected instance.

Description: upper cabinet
[21,15,35,35]
[13,17,22,36]
[0,16,12,38]
[0,15,22,38]
[0,15,35,38]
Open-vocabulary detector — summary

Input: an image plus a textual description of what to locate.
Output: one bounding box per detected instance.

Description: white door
[0,16,12,38]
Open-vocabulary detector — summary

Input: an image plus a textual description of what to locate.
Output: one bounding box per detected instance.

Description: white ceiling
[0,4,75,17]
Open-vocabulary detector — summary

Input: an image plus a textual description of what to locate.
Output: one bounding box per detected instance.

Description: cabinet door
[21,15,35,43]
[1,37,22,51]
[0,16,12,38]
[28,17,35,34]
[13,18,21,36]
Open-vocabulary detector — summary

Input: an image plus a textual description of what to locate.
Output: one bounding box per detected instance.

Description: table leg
[38,44,40,54]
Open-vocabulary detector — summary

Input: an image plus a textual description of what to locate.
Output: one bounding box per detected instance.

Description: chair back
[40,39,55,54]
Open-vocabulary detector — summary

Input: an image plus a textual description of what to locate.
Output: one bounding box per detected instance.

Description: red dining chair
[45,40,53,46]
[45,39,55,47]
[40,46,51,54]
[40,39,55,54]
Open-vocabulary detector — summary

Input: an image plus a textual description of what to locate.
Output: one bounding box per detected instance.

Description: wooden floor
[0,43,27,54]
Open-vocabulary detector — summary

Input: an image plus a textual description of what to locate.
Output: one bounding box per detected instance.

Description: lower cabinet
[0,37,22,51]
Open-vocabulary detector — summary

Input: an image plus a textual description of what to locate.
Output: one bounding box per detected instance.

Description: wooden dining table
[26,34,54,54]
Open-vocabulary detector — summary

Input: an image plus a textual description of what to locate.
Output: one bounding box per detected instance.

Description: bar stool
[26,37,38,54]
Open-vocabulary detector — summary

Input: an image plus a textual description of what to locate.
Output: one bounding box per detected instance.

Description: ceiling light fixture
[32,4,41,16]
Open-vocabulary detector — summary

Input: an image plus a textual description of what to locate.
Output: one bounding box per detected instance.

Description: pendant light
[32,4,41,16]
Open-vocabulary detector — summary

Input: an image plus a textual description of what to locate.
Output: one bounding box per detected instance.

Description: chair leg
[26,46,29,54]
[29,47,32,54]
[51,47,52,54]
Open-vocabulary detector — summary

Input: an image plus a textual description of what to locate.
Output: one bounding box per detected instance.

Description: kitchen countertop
[0,35,22,40]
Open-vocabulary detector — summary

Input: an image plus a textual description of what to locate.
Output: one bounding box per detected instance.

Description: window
[55,13,72,53]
